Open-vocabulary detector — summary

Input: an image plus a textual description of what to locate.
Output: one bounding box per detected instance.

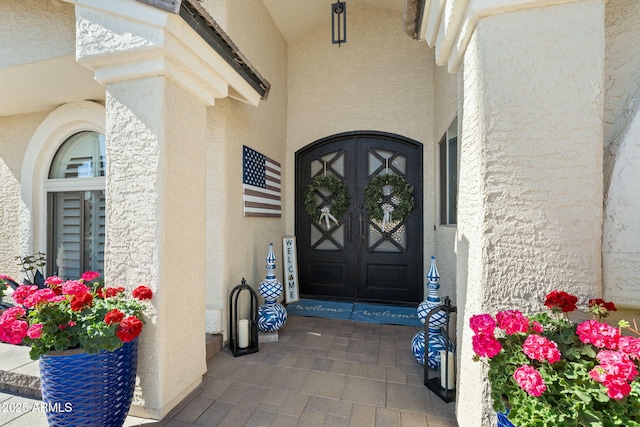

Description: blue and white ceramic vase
[412,256,451,368]
[258,243,287,332]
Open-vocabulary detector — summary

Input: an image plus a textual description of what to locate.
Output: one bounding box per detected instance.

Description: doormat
[351,303,421,327]
[286,299,421,327]
[285,300,354,320]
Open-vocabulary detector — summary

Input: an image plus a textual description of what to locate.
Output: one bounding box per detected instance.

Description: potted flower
[470,290,640,427]
[0,271,153,427]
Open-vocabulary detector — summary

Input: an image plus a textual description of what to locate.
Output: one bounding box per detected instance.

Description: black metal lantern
[331,1,346,46]
[228,278,259,357]
[424,296,457,402]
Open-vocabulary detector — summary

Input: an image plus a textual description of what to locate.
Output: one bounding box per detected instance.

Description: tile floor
[0,315,458,426]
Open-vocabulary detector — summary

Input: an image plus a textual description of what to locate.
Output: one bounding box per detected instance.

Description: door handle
[347,213,353,242]
[359,213,365,243]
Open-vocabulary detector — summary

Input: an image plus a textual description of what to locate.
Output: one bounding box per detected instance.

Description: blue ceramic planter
[497,410,516,427]
[39,340,138,427]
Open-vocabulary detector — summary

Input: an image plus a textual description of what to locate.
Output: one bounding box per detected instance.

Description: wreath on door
[304,176,350,229]
[364,174,414,232]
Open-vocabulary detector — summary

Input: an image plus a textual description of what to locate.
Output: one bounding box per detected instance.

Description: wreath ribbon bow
[381,204,394,232]
[319,206,339,229]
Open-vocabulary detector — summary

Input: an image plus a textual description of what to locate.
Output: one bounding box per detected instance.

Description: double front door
[295,132,423,304]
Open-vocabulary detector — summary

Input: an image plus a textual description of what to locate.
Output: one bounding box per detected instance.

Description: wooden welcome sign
[282,237,300,304]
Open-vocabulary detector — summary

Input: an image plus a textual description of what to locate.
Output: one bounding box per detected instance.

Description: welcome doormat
[351,303,421,327]
[286,299,421,327]
[285,300,354,320]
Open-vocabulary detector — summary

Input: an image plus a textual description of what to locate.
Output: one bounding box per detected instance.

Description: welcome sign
[282,237,300,303]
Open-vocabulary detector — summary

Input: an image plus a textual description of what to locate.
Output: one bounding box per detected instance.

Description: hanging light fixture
[331,1,346,46]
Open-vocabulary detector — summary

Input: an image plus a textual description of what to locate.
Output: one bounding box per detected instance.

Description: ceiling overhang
[137,0,270,100]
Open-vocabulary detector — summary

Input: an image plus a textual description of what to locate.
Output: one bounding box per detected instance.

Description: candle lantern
[228,278,259,357]
[424,296,457,402]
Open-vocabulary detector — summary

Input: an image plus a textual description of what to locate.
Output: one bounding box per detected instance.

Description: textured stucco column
[455,1,605,426]
[104,76,207,418]
[67,0,263,418]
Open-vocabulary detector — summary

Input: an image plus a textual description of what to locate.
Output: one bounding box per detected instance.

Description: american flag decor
[242,145,282,217]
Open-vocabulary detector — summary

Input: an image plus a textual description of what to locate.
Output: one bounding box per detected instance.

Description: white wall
[202,0,289,334]
[0,112,50,277]
[0,0,74,69]
[433,63,459,301]
[602,0,640,308]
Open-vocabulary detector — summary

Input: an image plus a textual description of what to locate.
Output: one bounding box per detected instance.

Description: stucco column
[453,1,605,425]
[104,76,207,418]
[67,0,264,418]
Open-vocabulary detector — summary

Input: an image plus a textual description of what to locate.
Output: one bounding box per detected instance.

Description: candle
[439,350,455,390]
[238,319,249,348]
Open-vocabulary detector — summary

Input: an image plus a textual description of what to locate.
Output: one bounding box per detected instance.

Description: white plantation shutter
[46,132,106,279]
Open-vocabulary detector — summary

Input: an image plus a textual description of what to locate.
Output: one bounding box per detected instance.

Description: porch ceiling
[0,0,412,117]
[0,55,104,117]
[262,0,407,42]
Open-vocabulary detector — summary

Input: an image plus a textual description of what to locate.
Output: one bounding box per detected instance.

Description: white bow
[381,204,394,232]
[319,206,339,229]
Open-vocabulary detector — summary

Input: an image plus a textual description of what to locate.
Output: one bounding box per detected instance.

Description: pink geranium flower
[576,319,620,350]
[472,333,502,358]
[496,310,529,335]
[617,336,640,360]
[11,285,38,306]
[62,280,90,296]
[522,334,561,364]
[22,288,65,308]
[513,365,546,397]
[469,314,496,335]
[27,323,43,339]
[80,271,100,282]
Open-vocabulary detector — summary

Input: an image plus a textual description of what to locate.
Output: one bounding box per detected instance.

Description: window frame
[44,132,106,279]
[439,118,458,226]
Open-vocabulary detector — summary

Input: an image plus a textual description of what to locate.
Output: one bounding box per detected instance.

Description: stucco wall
[456,2,605,425]
[202,0,288,334]
[0,111,50,278]
[603,0,640,148]
[433,63,459,301]
[285,2,436,285]
[602,0,640,308]
[0,0,74,69]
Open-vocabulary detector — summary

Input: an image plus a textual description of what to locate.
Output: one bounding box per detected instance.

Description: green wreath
[304,176,350,222]
[364,174,415,223]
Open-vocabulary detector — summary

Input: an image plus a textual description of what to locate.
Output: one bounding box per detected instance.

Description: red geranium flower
[116,316,143,342]
[104,309,125,325]
[544,290,578,313]
[104,287,125,298]
[132,285,153,301]
[70,292,93,311]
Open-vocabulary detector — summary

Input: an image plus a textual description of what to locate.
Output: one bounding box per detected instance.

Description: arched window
[44,131,106,279]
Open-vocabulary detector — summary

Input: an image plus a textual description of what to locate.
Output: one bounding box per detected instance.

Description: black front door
[295,132,423,304]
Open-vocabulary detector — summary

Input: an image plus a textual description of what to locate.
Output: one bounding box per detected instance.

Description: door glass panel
[368,223,404,252]
[310,223,344,251]
[309,149,347,252]
[391,156,406,174]
[368,148,407,176]
[310,151,346,180]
